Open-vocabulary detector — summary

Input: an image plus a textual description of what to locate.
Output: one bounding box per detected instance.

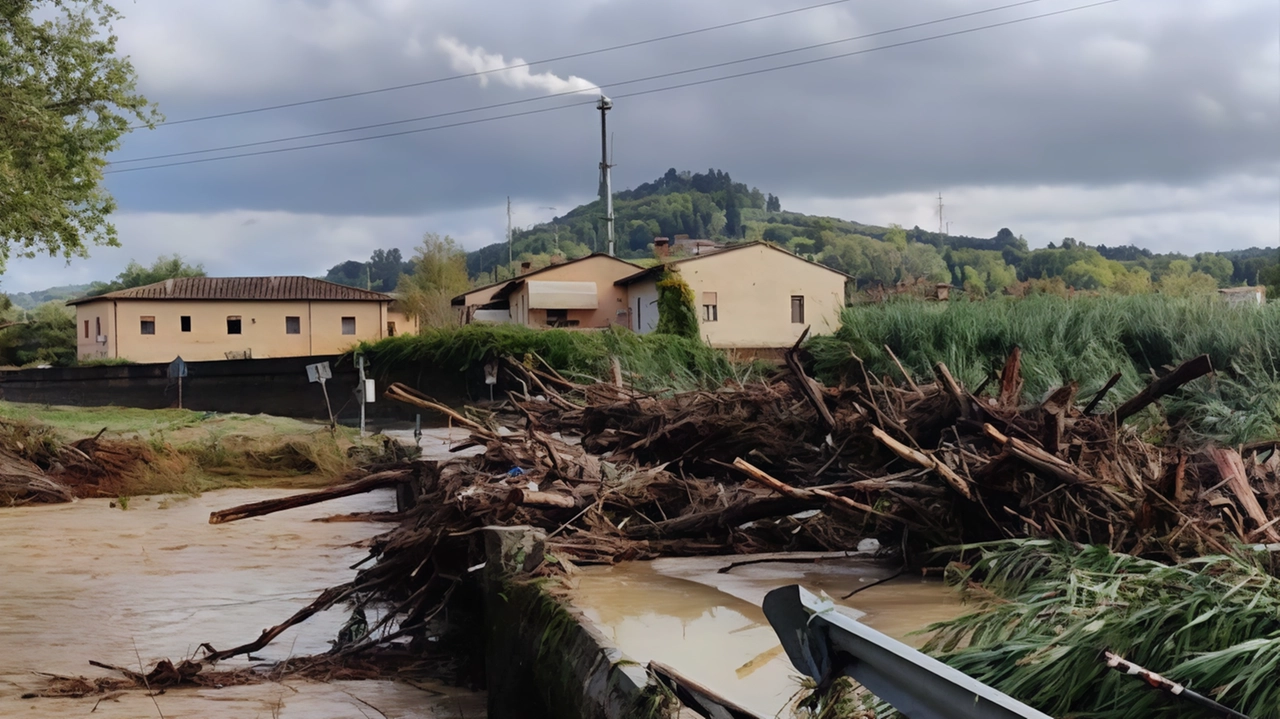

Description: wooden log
[383,383,491,434]
[785,327,836,431]
[1114,354,1213,423]
[208,469,412,524]
[506,488,581,509]
[934,362,969,419]
[869,426,972,500]
[884,344,922,395]
[983,424,1086,485]
[1209,447,1280,543]
[1040,383,1077,455]
[732,458,902,523]
[998,346,1023,407]
[1082,372,1123,415]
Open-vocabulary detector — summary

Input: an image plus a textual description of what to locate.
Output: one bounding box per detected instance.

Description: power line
[106,1,1120,175]
[141,0,856,129]
[112,0,1052,165]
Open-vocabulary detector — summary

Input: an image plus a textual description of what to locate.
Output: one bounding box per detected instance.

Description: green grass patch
[358,323,767,393]
[808,294,1280,444]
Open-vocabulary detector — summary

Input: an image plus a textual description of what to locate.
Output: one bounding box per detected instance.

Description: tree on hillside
[324,249,414,291]
[1157,261,1218,296]
[396,233,470,329]
[1259,250,1280,299]
[88,254,205,295]
[0,1,159,273]
[766,194,781,213]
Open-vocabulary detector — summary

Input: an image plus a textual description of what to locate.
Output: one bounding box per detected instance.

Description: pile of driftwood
[0,423,159,504]
[186,345,1279,674]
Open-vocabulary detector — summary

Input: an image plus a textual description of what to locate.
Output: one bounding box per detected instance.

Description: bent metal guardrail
[763,585,1054,719]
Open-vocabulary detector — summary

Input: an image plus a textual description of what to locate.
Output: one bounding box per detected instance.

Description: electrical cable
[140,0,856,129]
[106,0,1120,175]
[112,0,1051,165]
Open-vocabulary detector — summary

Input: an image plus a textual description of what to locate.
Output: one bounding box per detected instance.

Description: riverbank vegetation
[359,323,766,393]
[809,294,1280,444]
[925,540,1279,718]
[0,403,393,504]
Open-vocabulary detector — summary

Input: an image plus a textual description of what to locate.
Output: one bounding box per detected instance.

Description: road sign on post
[169,357,187,409]
[306,361,335,428]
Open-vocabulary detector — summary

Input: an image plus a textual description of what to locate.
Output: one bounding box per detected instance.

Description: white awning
[527,281,598,310]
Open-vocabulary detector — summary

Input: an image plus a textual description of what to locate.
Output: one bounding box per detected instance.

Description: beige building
[1219,286,1266,307]
[69,277,417,363]
[451,254,640,328]
[616,242,851,349]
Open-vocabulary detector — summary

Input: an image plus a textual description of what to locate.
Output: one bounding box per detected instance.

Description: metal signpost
[168,356,187,409]
[306,361,335,427]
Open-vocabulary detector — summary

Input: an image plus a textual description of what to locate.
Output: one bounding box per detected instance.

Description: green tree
[0,300,76,366]
[1257,250,1280,299]
[396,233,470,329]
[883,224,908,251]
[88,254,205,295]
[1,1,159,273]
[655,271,699,339]
[901,243,951,283]
[1157,261,1218,296]
[1193,253,1233,287]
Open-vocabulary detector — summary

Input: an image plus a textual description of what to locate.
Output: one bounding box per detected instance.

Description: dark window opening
[227,316,242,335]
[140,316,155,335]
[341,317,356,335]
[790,295,805,324]
[702,304,718,322]
[386,321,396,337]
[180,316,191,332]
[95,317,101,338]
[83,320,89,339]
[285,316,301,334]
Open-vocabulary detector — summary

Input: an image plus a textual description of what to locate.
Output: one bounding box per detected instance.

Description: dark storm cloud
[104,0,1279,215]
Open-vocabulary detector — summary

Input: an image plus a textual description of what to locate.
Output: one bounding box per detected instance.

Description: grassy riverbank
[0,402,391,501]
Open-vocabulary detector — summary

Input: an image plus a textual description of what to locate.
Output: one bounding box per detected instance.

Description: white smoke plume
[436,36,600,96]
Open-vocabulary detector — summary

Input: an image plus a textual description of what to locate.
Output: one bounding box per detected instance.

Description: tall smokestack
[597,95,615,257]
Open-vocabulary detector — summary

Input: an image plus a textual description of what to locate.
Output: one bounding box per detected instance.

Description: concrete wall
[642,244,847,348]
[0,355,470,422]
[75,298,394,363]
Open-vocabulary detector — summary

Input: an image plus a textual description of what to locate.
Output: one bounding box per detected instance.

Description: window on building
[341,317,356,335]
[285,316,301,335]
[83,320,89,339]
[386,321,397,337]
[180,316,191,332]
[701,292,718,322]
[140,316,156,335]
[95,317,101,339]
[545,309,568,327]
[227,316,242,334]
[790,295,805,324]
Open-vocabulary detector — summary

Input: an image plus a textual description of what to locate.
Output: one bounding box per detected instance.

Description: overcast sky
[6,0,1279,292]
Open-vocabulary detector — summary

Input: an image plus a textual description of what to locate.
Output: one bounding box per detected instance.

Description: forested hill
[464,168,1280,295]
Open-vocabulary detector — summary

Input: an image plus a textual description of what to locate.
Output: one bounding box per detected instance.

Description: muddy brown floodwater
[569,555,967,717]
[0,489,484,718]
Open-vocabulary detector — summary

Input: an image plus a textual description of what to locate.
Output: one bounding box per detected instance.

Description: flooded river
[570,554,966,717]
[0,489,484,718]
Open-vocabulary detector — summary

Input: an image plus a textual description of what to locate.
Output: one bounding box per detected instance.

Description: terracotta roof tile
[67,277,391,305]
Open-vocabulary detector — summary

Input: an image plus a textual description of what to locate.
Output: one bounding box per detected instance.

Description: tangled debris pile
[174,345,1278,683]
[0,421,159,504]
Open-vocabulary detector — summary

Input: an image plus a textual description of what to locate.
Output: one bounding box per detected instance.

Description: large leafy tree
[0,1,158,272]
[396,233,470,329]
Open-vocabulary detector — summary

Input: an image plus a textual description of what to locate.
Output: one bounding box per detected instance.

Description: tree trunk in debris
[1114,354,1213,423]
[208,469,413,524]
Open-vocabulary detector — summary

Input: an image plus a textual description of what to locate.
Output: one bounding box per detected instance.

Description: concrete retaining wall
[482,527,665,719]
